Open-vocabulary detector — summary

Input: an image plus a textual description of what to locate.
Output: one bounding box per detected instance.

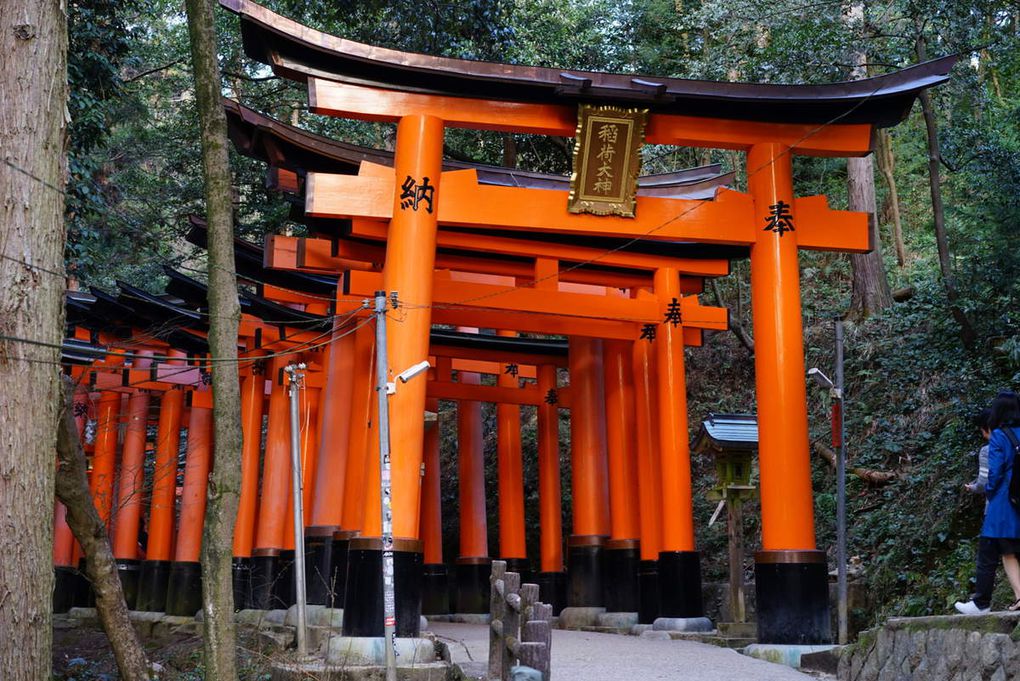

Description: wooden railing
[488,560,553,681]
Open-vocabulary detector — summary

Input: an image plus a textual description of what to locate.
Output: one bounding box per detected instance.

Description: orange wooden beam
[308,79,873,156]
[308,169,756,244]
[427,379,544,406]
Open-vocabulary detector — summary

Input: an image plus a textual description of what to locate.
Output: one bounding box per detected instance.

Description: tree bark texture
[55,380,152,680]
[915,32,976,348]
[847,154,893,320]
[0,2,67,677]
[874,130,906,267]
[184,0,243,678]
[845,2,892,321]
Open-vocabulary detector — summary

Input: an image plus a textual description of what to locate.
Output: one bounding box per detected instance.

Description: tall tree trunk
[0,2,67,677]
[845,1,892,321]
[55,380,152,680]
[874,130,906,266]
[184,1,243,678]
[915,32,977,348]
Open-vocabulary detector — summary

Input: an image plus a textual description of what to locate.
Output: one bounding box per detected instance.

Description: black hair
[988,391,1020,431]
[972,407,992,430]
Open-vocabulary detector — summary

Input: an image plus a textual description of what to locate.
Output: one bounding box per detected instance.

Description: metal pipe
[834,319,847,645]
[286,362,309,657]
[374,291,398,681]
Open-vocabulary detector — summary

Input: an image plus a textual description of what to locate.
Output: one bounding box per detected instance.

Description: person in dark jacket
[956,393,1020,614]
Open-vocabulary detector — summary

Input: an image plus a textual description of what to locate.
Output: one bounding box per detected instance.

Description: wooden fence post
[489,560,507,680]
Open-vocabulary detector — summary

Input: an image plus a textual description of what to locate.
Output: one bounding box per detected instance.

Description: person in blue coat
[956,392,1020,614]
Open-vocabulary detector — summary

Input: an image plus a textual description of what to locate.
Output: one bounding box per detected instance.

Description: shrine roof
[692,413,759,453]
[224,99,733,199]
[222,0,956,127]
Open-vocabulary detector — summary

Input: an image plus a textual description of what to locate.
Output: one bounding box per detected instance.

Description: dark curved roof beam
[220,0,955,130]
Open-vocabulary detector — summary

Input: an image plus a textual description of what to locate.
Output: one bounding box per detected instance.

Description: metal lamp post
[808,317,847,645]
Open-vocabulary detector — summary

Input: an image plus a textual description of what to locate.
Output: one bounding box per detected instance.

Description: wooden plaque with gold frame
[568,104,648,217]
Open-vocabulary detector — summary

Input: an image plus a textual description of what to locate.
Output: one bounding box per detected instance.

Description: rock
[557,607,605,630]
[325,636,436,666]
[510,665,543,681]
[652,616,714,633]
[257,628,294,653]
[639,630,671,640]
[235,609,266,626]
[262,608,287,625]
[308,607,344,628]
[596,612,638,629]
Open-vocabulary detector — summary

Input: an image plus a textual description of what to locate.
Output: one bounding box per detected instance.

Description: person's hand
[964,482,977,493]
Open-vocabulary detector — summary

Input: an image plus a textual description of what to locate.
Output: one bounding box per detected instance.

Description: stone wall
[838,612,1020,681]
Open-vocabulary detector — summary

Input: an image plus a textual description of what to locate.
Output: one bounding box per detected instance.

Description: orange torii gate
[223,0,954,645]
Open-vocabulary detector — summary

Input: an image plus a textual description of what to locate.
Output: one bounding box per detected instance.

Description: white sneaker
[954,600,990,615]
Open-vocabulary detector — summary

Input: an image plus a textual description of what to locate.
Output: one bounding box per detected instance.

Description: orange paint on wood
[632,338,663,561]
[341,323,375,534]
[748,143,817,552]
[568,338,610,537]
[111,386,152,560]
[537,364,563,572]
[420,397,443,564]
[309,329,356,530]
[603,339,640,541]
[254,358,293,551]
[653,268,696,552]
[148,388,183,562]
[378,113,445,540]
[307,169,756,244]
[90,391,122,528]
[175,404,212,563]
[233,356,267,558]
[497,331,527,560]
[308,78,873,156]
[457,370,488,559]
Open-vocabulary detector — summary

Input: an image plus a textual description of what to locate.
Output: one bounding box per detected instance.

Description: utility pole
[834,320,848,645]
[373,291,398,681]
[285,362,308,657]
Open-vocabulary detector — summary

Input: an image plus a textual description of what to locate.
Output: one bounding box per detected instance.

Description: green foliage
[63,0,1020,628]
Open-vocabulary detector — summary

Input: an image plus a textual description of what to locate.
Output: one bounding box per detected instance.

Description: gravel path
[429,621,816,681]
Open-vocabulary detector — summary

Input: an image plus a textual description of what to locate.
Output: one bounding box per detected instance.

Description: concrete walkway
[429,622,817,681]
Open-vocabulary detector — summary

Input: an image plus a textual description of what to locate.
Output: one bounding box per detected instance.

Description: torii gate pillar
[749,143,831,645]
[343,114,442,638]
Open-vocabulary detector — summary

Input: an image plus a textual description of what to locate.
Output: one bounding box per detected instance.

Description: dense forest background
[68,0,1020,625]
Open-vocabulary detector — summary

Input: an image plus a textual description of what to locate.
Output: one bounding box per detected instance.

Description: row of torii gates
[51,0,954,645]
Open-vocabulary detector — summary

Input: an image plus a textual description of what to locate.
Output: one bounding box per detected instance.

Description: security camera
[396,360,431,384]
[808,367,834,390]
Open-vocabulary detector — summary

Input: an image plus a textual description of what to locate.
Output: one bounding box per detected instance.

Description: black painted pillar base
[250,552,279,610]
[453,558,491,614]
[342,538,422,637]
[658,550,704,617]
[305,528,335,607]
[53,566,77,613]
[330,532,353,609]
[136,560,171,612]
[115,559,141,610]
[421,563,450,615]
[604,540,640,612]
[567,535,605,607]
[638,560,660,624]
[232,557,252,611]
[165,561,203,617]
[535,571,567,615]
[503,557,532,585]
[273,549,296,609]
[755,550,831,644]
[73,558,93,607]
